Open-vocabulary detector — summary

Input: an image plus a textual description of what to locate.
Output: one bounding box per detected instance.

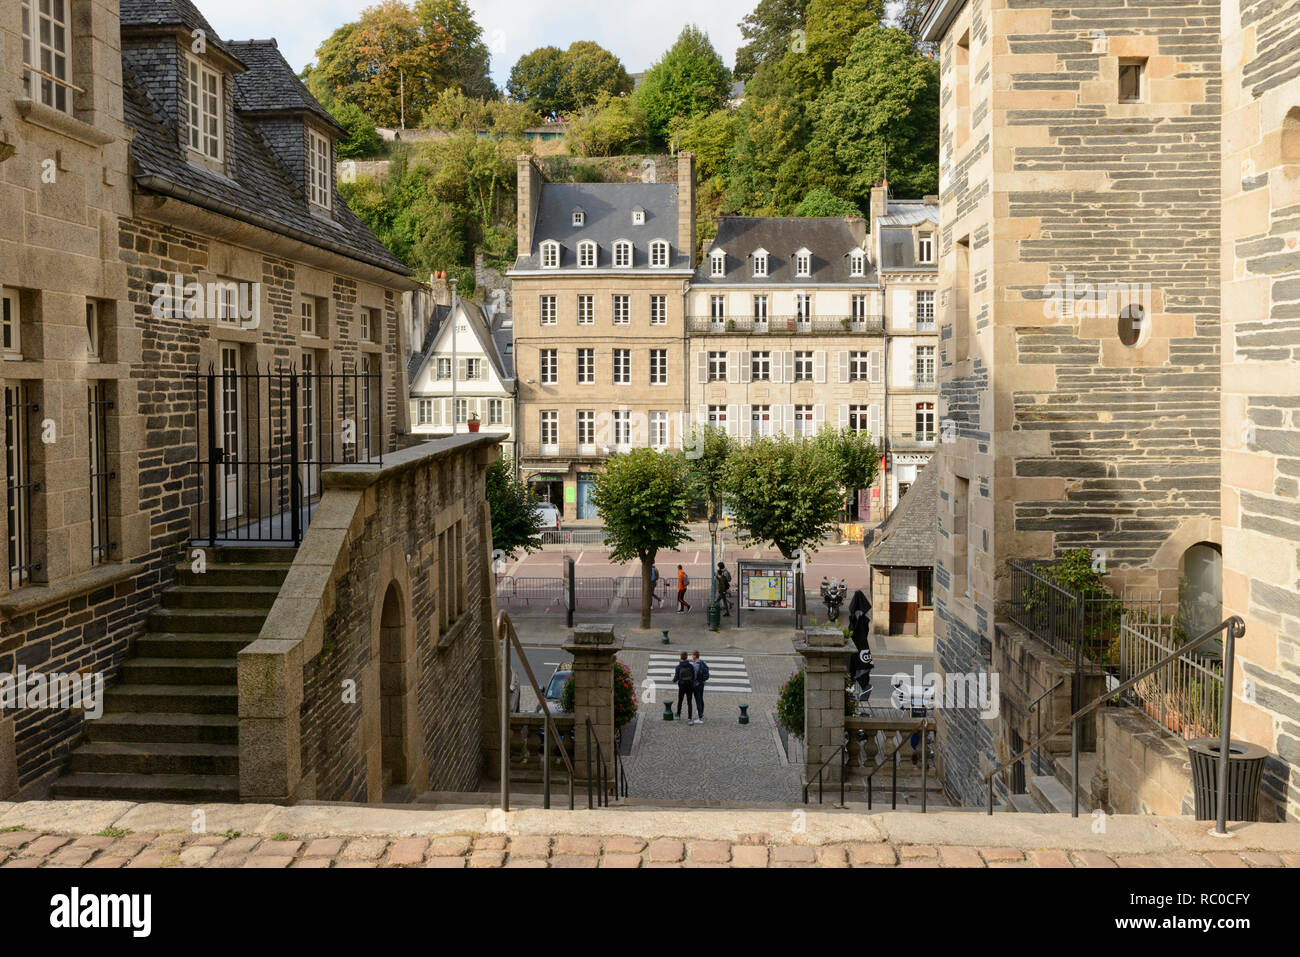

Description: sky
[201,0,756,87]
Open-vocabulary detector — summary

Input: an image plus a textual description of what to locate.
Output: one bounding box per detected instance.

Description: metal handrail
[865,719,933,811]
[585,715,612,808]
[497,611,575,811]
[613,726,630,799]
[802,742,848,805]
[1028,678,1065,713]
[985,615,1245,835]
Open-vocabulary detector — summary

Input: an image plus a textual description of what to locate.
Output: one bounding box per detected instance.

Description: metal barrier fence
[1117,614,1223,740]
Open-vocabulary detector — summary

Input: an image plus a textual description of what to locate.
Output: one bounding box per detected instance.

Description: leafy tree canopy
[634,25,732,146]
[722,434,843,559]
[507,42,632,116]
[793,186,862,217]
[329,100,384,159]
[734,0,808,83]
[566,92,650,157]
[485,457,543,559]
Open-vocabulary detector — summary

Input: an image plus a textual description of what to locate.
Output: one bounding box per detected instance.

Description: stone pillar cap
[570,624,615,645]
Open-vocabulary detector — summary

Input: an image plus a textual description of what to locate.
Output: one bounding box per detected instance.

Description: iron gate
[189,361,383,546]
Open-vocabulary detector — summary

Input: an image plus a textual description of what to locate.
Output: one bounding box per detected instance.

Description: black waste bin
[1186,738,1268,822]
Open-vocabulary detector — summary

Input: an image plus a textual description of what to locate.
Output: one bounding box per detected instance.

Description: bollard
[662,702,674,721]
[738,703,749,725]
[661,628,670,644]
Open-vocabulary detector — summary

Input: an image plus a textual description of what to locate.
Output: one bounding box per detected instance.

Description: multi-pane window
[752,295,768,322]
[22,0,72,113]
[795,251,811,276]
[2,289,22,357]
[751,405,771,438]
[417,399,433,426]
[793,405,814,436]
[849,351,870,381]
[710,251,725,277]
[852,295,868,322]
[707,351,726,381]
[916,402,936,442]
[649,411,669,448]
[848,405,872,435]
[650,295,667,325]
[436,357,452,380]
[6,384,36,587]
[186,57,222,161]
[795,293,811,320]
[918,234,934,263]
[300,299,317,335]
[752,252,768,277]
[577,295,594,325]
[850,251,866,276]
[708,405,728,433]
[612,410,631,446]
[464,358,482,380]
[649,241,668,267]
[578,241,596,268]
[572,210,585,227]
[751,351,771,381]
[650,349,667,384]
[614,241,632,267]
[541,242,559,268]
[612,349,630,384]
[916,345,936,386]
[455,398,469,424]
[916,290,936,330]
[488,399,504,425]
[540,295,557,325]
[540,410,558,446]
[540,349,557,384]
[211,281,237,325]
[359,307,372,341]
[88,383,112,564]
[710,295,726,321]
[577,410,596,445]
[794,351,813,381]
[577,348,594,384]
[308,128,331,210]
[612,295,630,325]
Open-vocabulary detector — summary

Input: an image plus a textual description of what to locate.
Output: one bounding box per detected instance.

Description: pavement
[1,800,1297,868]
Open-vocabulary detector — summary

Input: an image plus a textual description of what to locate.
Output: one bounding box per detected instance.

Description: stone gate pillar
[794,626,854,784]
[563,623,623,786]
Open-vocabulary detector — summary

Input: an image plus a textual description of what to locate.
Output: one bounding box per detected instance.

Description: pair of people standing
[672,651,710,724]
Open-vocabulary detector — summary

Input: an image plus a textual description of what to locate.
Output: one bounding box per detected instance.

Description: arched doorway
[1179,542,1222,639]
[379,582,410,788]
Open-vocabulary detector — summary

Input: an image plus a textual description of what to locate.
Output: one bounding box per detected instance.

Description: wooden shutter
[457,358,467,381]
[782,350,794,383]
[870,350,882,384]
[726,403,738,437]
[696,404,707,428]
[784,404,795,435]
[696,351,708,383]
[740,350,752,383]
[869,404,881,442]
[504,401,513,426]
[770,405,783,435]
[814,350,827,383]
[838,404,849,430]
[813,404,825,433]
[740,404,752,440]
[838,351,850,384]
[728,351,740,383]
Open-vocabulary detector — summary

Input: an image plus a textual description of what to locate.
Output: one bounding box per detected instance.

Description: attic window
[541,241,559,268]
[578,240,597,268]
[918,233,934,264]
[649,240,669,267]
[308,128,332,211]
[710,250,725,277]
[850,250,866,277]
[572,209,585,227]
[632,208,646,226]
[613,240,632,267]
[795,249,812,277]
[186,55,223,162]
[752,250,768,278]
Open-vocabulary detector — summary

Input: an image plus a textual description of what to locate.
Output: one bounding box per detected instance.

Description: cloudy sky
[200,0,755,85]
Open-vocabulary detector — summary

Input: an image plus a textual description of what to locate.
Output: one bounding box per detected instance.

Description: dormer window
[632,207,646,226]
[578,240,597,268]
[710,249,726,277]
[794,249,812,277]
[613,240,632,267]
[186,55,223,162]
[572,208,586,227]
[21,0,72,113]
[307,127,332,211]
[850,250,866,277]
[752,249,768,278]
[649,240,669,267]
[541,241,559,268]
[918,233,934,264]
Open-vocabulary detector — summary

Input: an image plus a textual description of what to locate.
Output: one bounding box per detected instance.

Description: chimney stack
[677,151,696,265]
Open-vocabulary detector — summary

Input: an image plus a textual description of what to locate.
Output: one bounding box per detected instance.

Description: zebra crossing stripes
[646,654,752,694]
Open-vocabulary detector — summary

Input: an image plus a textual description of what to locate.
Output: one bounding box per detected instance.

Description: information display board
[737,560,795,610]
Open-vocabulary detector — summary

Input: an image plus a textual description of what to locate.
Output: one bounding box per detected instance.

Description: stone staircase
[51,547,293,803]
[1005,755,1098,814]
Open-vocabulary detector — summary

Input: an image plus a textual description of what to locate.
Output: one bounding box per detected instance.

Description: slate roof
[407,304,451,383]
[120,0,240,63]
[407,300,515,388]
[226,40,344,134]
[512,182,689,270]
[693,217,876,285]
[863,461,937,569]
[877,200,939,271]
[121,48,410,277]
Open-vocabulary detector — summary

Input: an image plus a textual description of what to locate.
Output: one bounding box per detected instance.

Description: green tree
[793,186,862,217]
[785,0,886,101]
[507,42,632,116]
[683,425,735,519]
[894,0,939,52]
[485,457,543,559]
[814,427,881,516]
[722,434,842,559]
[734,0,809,82]
[506,46,568,115]
[563,41,634,108]
[589,450,693,628]
[723,62,811,214]
[566,92,650,157]
[670,109,736,178]
[329,101,384,159]
[634,26,732,146]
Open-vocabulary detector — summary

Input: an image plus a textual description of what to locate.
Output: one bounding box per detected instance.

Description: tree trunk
[640,556,654,629]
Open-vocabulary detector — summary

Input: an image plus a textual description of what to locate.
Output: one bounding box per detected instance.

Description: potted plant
[467,412,481,433]
[841,316,852,330]
[726,318,736,331]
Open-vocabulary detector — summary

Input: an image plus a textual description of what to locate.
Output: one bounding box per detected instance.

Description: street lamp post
[707,506,720,632]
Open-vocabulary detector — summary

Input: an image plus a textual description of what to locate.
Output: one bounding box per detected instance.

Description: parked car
[534,503,562,532]
[537,665,572,715]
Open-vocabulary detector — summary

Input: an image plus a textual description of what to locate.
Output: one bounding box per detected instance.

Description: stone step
[134,633,256,660]
[146,606,267,635]
[202,545,299,565]
[50,771,240,804]
[103,684,238,715]
[161,585,281,610]
[85,712,239,746]
[66,740,239,776]
[1030,774,1090,814]
[176,563,292,588]
[118,657,237,686]
[1007,792,1045,814]
[1053,753,1099,805]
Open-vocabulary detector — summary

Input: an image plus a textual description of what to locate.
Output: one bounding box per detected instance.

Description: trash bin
[1186,738,1268,822]
[706,600,720,632]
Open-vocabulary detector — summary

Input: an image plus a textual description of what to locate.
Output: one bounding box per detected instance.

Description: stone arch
[1178,541,1223,637]
[378,581,411,789]
[1283,106,1300,164]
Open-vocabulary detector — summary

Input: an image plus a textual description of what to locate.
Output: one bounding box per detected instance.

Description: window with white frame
[488,399,504,425]
[751,405,771,438]
[577,410,595,445]
[578,241,596,268]
[300,299,317,336]
[577,348,594,384]
[795,249,811,277]
[751,351,771,381]
[710,295,726,321]
[752,250,768,277]
[916,402,936,442]
[86,300,108,359]
[360,307,378,342]
[849,351,870,381]
[464,358,483,380]
[540,410,558,446]
[572,209,585,227]
[852,295,867,322]
[650,349,667,385]
[708,405,727,429]
[613,349,630,384]
[916,290,936,330]
[649,240,669,267]
[436,357,452,380]
[850,250,866,276]
[187,56,223,161]
[577,294,594,325]
[916,345,936,386]
[795,293,811,320]
[753,295,768,322]
[794,351,813,381]
[454,398,469,424]
[848,405,872,434]
[793,405,814,435]
[918,233,934,264]
[707,351,726,381]
[539,295,557,324]
[632,208,645,225]
[710,250,726,277]
[650,295,666,325]
[307,128,331,210]
[2,289,22,358]
[612,410,631,446]
[649,411,669,448]
[22,0,72,113]
[417,399,433,426]
[540,349,557,384]
[541,242,559,268]
[614,241,632,267]
[612,295,630,325]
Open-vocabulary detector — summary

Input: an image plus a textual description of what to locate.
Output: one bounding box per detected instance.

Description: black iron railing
[498,611,575,811]
[88,383,115,565]
[688,315,884,335]
[5,384,39,587]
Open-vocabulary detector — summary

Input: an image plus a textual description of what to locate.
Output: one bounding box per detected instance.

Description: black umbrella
[847,588,873,691]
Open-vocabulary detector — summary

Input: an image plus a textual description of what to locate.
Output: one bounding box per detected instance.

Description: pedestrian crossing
[646,654,752,694]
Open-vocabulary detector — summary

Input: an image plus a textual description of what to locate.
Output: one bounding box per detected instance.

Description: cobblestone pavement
[2,827,1297,868]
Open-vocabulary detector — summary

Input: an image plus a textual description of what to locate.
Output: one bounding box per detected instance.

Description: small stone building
[864,463,936,638]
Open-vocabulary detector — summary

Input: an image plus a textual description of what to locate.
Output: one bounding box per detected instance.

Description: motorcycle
[820,577,848,622]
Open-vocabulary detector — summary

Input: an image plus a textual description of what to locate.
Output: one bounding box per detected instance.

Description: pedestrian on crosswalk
[673,651,696,722]
[690,651,709,724]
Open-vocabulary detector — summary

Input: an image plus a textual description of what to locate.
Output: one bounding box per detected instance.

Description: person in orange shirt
[676,564,691,613]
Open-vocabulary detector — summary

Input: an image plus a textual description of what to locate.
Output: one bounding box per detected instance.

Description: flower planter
[468,420,481,433]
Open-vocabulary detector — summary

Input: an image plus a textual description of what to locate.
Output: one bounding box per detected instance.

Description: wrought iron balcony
[688,315,884,335]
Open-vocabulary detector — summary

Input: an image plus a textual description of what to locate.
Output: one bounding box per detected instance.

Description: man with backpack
[676,564,691,613]
[673,651,695,722]
[714,562,732,616]
[649,565,663,609]
[690,650,710,724]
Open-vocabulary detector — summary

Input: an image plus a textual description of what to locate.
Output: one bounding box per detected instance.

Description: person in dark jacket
[673,651,695,721]
[691,650,710,723]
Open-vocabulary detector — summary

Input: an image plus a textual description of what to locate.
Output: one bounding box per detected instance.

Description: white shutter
[813,404,825,433]
[431,399,441,426]
[728,351,740,383]
[696,404,707,427]
[770,405,783,435]
[740,404,752,440]
[696,351,708,383]
[740,350,752,383]
[457,358,467,380]
[870,351,882,384]
[869,404,881,443]
[838,404,848,430]
[783,350,794,384]
[726,403,738,437]
[784,403,795,435]
[907,291,917,322]
[504,401,513,426]
[814,350,827,383]
[838,351,849,384]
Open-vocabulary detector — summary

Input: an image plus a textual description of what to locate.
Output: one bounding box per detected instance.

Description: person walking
[649,565,663,609]
[676,564,691,613]
[673,651,695,722]
[714,561,732,616]
[690,650,710,724]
